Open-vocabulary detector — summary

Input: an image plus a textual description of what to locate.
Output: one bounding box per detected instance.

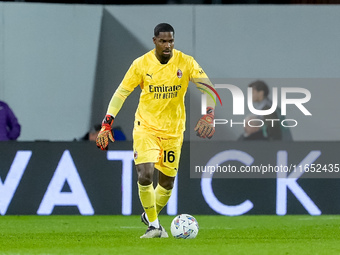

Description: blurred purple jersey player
[0,101,21,141]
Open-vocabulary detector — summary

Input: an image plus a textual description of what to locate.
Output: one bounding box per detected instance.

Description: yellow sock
[138,182,157,223]
[155,184,172,214]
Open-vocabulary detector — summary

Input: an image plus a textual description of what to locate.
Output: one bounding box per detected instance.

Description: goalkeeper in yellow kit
[96,23,216,238]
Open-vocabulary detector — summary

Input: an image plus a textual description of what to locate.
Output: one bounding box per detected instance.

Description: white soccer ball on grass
[170,214,199,239]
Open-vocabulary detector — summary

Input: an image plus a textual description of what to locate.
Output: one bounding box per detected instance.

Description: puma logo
[146,73,153,79]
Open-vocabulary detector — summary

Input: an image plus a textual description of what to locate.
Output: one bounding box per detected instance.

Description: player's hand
[96,115,115,150]
[194,107,215,139]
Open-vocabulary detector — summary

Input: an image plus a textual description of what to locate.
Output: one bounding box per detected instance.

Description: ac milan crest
[177,69,182,78]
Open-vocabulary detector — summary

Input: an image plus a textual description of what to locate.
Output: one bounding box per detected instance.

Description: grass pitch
[0,215,339,255]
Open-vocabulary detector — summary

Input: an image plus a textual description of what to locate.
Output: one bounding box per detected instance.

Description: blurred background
[0,1,339,141]
[1,1,340,216]
[2,0,340,4]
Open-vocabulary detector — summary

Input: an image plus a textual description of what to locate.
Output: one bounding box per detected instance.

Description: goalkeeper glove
[194,107,215,139]
[96,114,115,150]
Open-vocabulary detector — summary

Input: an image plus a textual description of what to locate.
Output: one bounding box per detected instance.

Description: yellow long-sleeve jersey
[107,49,215,138]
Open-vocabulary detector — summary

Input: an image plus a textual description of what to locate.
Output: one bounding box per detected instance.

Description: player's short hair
[154,23,175,37]
[248,80,269,98]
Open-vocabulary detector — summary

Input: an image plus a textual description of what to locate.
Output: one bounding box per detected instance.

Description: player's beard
[159,51,172,64]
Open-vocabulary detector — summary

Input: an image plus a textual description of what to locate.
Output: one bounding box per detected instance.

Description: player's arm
[193,80,216,139]
[96,60,141,150]
[96,86,132,150]
[190,59,218,139]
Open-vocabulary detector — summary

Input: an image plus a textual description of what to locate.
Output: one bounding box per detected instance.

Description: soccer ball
[170,214,199,239]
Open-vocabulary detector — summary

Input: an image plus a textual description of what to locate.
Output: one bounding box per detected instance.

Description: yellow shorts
[133,127,183,177]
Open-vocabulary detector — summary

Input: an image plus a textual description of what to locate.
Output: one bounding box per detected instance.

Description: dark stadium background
[2,0,340,6]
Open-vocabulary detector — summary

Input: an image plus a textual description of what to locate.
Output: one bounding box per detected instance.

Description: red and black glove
[194,107,215,139]
[96,115,115,150]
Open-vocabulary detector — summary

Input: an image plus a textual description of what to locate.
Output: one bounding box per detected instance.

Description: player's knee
[160,179,174,190]
[136,163,154,185]
[137,173,153,186]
